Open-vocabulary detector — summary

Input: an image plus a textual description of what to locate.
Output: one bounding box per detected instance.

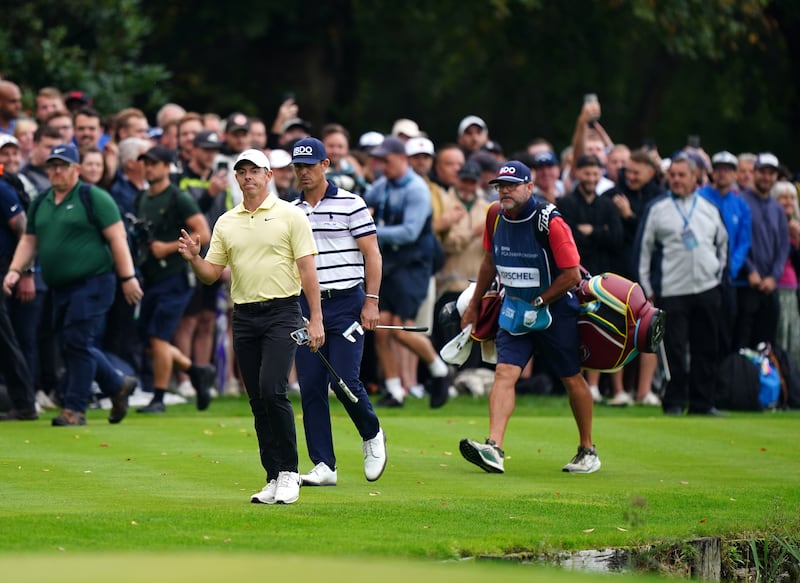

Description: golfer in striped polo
[291,137,387,486]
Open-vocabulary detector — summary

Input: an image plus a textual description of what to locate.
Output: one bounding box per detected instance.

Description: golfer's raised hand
[178,228,200,261]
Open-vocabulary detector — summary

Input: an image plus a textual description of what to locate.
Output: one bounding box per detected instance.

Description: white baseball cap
[358,131,384,149]
[0,134,20,149]
[391,118,420,138]
[711,151,738,169]
[234,149,271,171]
[268,149,292,170]
[405,137,434,157]
[458,115,487,136]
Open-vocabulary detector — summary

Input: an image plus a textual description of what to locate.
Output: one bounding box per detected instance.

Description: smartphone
[583,93,600,126]
[643,137,655,151]
[687,135,701,149]
[216,160,229,174]
[282,91,296,103]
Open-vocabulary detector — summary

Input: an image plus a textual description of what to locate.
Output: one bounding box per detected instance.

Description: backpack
[716,352,761,411]
[27,183,102,231]
[770,345,800,409]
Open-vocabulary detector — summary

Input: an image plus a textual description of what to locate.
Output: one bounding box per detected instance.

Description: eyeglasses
[493,182,522,193]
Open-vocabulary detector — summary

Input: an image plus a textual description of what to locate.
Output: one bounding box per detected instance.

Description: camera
[125,212,154,266]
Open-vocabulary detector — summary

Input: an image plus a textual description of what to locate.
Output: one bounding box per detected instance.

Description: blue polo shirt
[0,179,24,257]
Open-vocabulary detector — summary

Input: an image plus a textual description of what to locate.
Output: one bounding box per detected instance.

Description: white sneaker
[589,385,603,403]
[300,462,337,486]
[607,391,634,406]
[274,471,300,504]
[176,379,195,398]
[459,438,505,473]
[637,392,662,406]
[562,445,601,474]
[363,428,387,482]
[407,384,425,399]
[250,479,277,504]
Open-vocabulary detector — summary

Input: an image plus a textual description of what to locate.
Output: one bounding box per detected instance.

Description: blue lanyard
[671,193,697,229]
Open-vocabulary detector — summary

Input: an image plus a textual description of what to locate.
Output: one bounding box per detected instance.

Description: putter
[290,324,358,403]
[342,321,429,343]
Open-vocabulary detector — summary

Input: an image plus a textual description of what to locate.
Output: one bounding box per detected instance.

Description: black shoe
[663,406,684,416]
[52,409,87,426]
[137,400,166,414]
[109,376,137,424]
[189,364,216,411]
[376,394,403,408]
[428,375,449,409]
[0,408,39,421]
[688,407,727,417]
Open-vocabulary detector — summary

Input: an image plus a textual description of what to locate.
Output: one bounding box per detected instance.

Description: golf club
[342,321,428,343]
[290,324,358,403]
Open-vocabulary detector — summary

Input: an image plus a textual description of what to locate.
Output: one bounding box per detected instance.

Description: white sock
[385,377,404,401]
[429,357,449,378]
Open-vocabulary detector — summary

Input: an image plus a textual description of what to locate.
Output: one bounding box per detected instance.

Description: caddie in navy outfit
[291,137,387,486]
[459,161,601,474]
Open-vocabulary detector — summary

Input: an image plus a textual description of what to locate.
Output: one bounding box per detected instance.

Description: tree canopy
[2,0,797,166]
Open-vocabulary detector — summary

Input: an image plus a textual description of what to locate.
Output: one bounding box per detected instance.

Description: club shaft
[314,351,358,403]
[375,325,429,332]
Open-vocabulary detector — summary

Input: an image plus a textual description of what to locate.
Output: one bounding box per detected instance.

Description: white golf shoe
[362,428,387,482]
[274,471,300,504]
[300,462,337,486]
[250,479,277,504]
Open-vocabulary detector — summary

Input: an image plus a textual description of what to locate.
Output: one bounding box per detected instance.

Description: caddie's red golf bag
[575,272,665,372]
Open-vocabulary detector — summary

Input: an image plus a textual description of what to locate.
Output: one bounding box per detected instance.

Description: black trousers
[232,297,302,482]
[659,287,721,412]
[0,266,35,412]
[734,286,780,350]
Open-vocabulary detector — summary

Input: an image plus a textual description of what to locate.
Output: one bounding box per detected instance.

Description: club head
[290,327,310,346]
[342,321,364,343]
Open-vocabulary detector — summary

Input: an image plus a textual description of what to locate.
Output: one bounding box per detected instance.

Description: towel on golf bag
[575,272,665,372]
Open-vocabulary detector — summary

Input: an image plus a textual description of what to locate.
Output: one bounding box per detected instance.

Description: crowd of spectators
[1,78,798,418]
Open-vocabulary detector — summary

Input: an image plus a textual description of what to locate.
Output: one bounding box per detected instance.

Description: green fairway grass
[1,393,798,581]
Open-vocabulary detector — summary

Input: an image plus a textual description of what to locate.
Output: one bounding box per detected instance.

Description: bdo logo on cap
[293,145,314,156]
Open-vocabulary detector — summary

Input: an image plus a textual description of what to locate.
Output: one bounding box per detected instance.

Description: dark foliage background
[3,0,798,166]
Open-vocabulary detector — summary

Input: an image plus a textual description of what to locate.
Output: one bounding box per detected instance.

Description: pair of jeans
[52,272,124,413]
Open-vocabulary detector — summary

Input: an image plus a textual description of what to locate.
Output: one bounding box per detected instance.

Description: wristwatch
[533,296,544,308]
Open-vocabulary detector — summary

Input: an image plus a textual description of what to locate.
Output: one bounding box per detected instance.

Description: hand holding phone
[583,93,601,126]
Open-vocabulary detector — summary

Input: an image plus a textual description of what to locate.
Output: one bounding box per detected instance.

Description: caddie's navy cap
[489,160,532,184]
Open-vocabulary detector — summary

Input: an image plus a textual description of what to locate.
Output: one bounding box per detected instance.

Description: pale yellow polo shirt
[205,192,318,304]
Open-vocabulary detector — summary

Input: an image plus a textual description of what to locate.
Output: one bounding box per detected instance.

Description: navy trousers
[297,286,380,470]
